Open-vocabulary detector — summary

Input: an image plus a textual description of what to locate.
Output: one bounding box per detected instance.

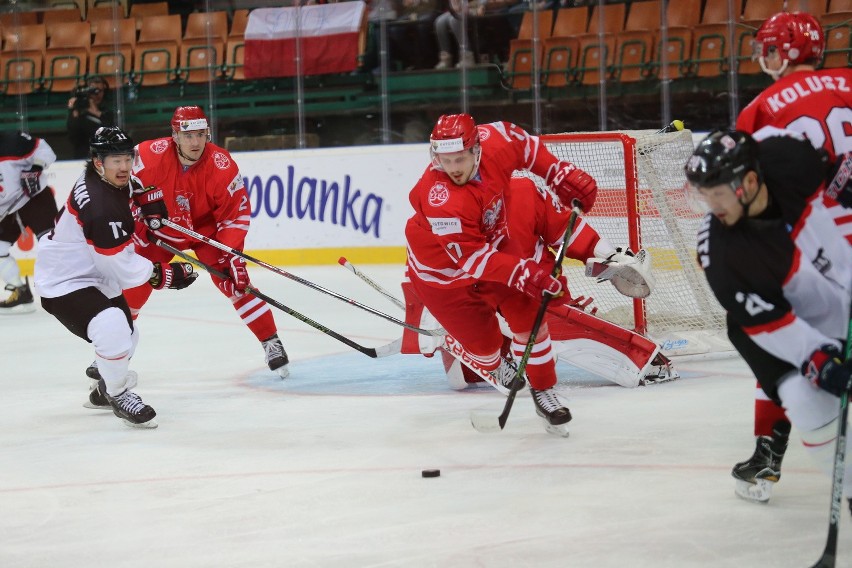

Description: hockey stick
[338,256,517,395]
[809,314,852,568]
[0,192,29,224]
[156,219,440,337]
[152,237,400,359]
[338,257,406,311]
[470,207,580,433]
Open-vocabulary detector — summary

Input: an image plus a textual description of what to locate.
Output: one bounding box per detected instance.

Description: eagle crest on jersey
[213,152,230,170]
[428,183,450,207]
[482,198,503,231]
[150,140,170,154]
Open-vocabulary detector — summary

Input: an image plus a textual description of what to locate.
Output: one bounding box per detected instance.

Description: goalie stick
[157,219,441,337]
[809,311,852,568]
[470,206,580,433]
[152,237,399,359]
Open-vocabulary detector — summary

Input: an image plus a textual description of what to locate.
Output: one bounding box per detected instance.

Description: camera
[72,85,100,111]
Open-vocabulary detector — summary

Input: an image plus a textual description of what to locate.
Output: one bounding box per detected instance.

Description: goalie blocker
[401,280,677,390]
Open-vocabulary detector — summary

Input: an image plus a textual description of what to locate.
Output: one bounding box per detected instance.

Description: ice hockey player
[34,127,198,428]
[405,114,659,435]
[402,176,673,392]
[0,131,57,314]
[686,128,852,513]
[121,105,289,379]
[732,10,852,502]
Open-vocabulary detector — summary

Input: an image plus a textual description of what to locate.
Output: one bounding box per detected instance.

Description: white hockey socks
[0,246,24,287]
[87,308,135,396]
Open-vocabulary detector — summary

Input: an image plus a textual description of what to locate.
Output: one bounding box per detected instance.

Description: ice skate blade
[82,401,111,410]
[541,418,570,438]
[274,364,290,379]
[0,303,36,315]
[734,478,773,503]
[121,417,158,429]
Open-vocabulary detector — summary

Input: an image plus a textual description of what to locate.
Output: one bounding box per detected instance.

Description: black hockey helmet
[89,126,134,159]
[685,129,761,188]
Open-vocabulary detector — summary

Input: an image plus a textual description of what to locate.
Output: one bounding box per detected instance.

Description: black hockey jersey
[699,134,852,374]
[34,165,153,299]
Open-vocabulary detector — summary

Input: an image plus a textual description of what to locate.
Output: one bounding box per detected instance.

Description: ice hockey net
[523,129,731,356]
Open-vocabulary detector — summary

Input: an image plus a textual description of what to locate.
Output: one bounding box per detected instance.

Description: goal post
[529,128,732,357]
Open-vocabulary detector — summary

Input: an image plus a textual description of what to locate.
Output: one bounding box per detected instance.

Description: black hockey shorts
[726,313,794,406]
[41,288,133,343]
[0,190,58,243]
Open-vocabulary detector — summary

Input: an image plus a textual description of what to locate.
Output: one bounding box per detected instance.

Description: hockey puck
[421,469,441,478]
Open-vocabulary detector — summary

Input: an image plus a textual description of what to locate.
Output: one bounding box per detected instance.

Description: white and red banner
[244,2,366,78]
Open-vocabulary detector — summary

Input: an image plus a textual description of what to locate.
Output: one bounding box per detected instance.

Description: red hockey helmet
[171,105,209,133]
[755,11,824,77]
[430,114,479,154]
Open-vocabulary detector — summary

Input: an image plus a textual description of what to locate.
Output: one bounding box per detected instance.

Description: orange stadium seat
[655,0,702,80]
[134,14,181,86]
[615,0,661,82]
[180,11,229,83]
[90,17,136,87]
[42,8,84,35]
[129,1,168,32]
[828,0,852,13]
[506,10,554,89]
[542,6,589,88]
[783,0,828,16]
[691,0,744,77]
[44,21,90,93]
[574,2,626,86]
[225,9,250,81]
[821,12,852,68]
[0,23,46,94]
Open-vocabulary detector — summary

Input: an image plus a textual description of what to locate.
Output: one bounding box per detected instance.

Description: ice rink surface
[2,265,850,568]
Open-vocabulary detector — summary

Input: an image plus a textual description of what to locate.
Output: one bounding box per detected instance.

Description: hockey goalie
[402,176,678,392]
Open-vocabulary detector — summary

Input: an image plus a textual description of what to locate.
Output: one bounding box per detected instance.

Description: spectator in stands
[434,0,485,69]
[389,0,442,70]
[67,77,115,160]
[358,0,403,74]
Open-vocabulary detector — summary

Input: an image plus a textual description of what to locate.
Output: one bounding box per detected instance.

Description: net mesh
[520,129,730,355]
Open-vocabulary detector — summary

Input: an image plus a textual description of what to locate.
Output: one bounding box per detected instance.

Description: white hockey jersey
[0,132,56,219]
[34,166,153,299]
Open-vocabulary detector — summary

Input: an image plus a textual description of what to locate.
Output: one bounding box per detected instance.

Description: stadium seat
[654,0,701,80]
[1,23,46,94]
[828,0,852,13]
[783,0,828,16]
[224,9,249,81]
[692,0,744,77]
[42,8,84,36]
[542,6,588,88]
[573,3,626,86]
[180,11,228,83]
[90,17,136,87]
[129,1,168,32]
[506,10,554,89]
[614,0,661,82]
[134,14,181,86]
[44,21,90,93]
[821,12,851,68]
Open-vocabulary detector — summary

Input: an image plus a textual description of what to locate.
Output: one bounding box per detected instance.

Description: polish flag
[244,2,366,79]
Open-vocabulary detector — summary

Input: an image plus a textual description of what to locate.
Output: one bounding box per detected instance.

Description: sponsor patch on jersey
[150,139,170,154]
[428,183,450,207]
[213,151,231,170]
[227,172,244,196]
[477,126,490,142]
[428,217,462,236]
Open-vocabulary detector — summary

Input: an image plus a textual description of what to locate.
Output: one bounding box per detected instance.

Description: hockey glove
[149,261,198,290]
[825,152,852,209]
[509,259,567,300]
[134,186,169,230]
[20,165,43,197]
[546,162,598,212]
[585,248,656,299]
[214,255,250,296]
[802,345,852,397]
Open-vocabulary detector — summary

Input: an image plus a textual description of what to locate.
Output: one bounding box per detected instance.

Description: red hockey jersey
[132,138,250,250]
[405,121,575,289]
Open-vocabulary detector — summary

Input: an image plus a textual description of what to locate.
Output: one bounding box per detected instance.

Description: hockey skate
[732,423,790,503]
[84,363,138,410]
[490,353,527,392]
[530,387,572,437]
[0,277,35,314]
[262,334,289,378]
[100,377,157,428]
[639,353,680,386]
